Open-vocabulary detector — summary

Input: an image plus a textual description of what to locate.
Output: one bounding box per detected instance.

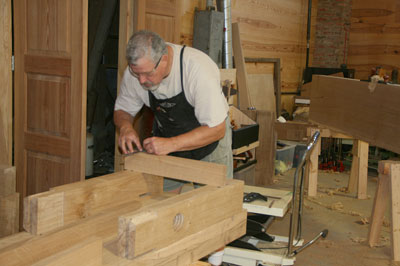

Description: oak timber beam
[24,170,163,235]
[103,210,247,266]
[118,179,244,259]
[0,199,146,266]
[123,153,227,186]
[310,75,400,154]
[31,237,102,266]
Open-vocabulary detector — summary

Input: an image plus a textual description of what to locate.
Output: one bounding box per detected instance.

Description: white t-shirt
[114,43,228,127]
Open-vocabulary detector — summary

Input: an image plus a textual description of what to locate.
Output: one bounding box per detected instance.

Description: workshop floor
[265,168,396,266]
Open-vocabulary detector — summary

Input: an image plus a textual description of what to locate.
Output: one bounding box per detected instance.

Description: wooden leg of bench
[368,161,390,247]
[347,140,359,193]
[357,141,369,199]
[348,140,368,199]
[389,162,400,261]
[306,129,320,197]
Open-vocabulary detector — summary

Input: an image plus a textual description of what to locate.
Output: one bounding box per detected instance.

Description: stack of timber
[309,75,400,154]
[0,153,246,266]
[0,165,18,237]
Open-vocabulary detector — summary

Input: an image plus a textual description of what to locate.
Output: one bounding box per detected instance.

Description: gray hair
[126,30,167,65]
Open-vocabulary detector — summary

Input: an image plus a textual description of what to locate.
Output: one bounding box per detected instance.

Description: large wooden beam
[0,200,144,266]
[103,210,247,266]
[118,179,244,259]
[32,237,102,266]
[24,170,163,235]
[123,153,227,186]
[309,75,400,154]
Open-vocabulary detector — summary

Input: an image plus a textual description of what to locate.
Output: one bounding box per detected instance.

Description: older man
[114,30,232,191]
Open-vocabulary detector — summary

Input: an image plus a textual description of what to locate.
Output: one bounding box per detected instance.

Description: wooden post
[305,128,320,197]
[348,140,369,199]
[368,160,400,261]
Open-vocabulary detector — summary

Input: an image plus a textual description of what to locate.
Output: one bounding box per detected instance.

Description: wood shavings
[349,211,363,217]
[355,217,369,225]
[337,187,348,193]
[326,190,334,196]
[329,202,344,211]
[350,237,366,243]
[305,198,364,217]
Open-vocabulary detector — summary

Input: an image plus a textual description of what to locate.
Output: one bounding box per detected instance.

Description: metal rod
[288,131,320,255]
[290,229,329,257]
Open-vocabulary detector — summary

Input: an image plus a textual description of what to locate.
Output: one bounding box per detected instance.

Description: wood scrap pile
[0,153,247,266]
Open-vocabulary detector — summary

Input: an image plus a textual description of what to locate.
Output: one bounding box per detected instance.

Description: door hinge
[11,55,14,71]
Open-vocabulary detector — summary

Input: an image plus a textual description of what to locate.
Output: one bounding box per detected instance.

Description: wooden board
[0,200,145,266]
[254,110,276,186]
[118,179,244,259]
[24,170,163,235]
[0,0,12,166]
[114,0,136,172]
[0,193,19,238]
[232,22,252,109]
[0,165,15,196]
[309,75,400,154]
[243,185,292,217]
[103,210,247,266]
[124,153,227,187]
[32,237,102,266]
[275,121,310,142]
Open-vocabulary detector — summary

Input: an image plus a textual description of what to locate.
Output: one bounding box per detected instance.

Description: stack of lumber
[0,165,18,237]
[0,153,246,266]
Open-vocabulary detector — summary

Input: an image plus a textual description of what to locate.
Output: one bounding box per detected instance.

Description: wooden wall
[180,0,317,114]
[347,0,400,80]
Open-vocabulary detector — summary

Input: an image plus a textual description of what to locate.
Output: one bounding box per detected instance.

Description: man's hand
[143,136,176,155]
[118,126,143,154]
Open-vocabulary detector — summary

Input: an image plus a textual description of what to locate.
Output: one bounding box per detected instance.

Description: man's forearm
[114,110,134,131]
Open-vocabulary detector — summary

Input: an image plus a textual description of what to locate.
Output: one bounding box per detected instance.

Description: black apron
[149,46,218,160]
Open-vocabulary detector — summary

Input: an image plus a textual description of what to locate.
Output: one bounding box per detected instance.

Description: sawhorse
[368,160,400,261]
[305,127,369,199]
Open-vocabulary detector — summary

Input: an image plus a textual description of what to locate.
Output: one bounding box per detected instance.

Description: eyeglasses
[128,55,163,79]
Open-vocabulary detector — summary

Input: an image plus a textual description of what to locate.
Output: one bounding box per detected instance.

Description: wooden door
[14,0,88,204]
[137,0,181,43]
[115,0,181,171]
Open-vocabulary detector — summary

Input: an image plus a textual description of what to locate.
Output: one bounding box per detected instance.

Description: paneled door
[13,0,88,218]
